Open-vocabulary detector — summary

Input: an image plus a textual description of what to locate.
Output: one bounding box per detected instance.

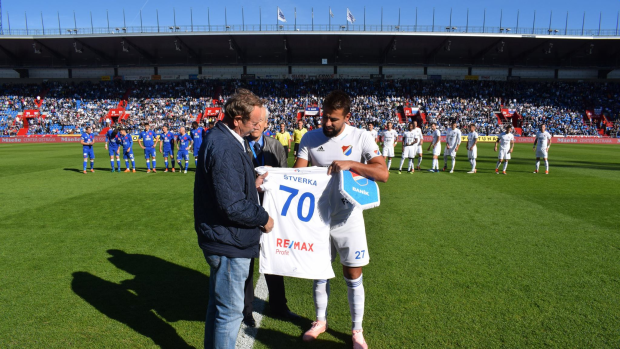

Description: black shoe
[272,310,301,321]
[243,315,256,327]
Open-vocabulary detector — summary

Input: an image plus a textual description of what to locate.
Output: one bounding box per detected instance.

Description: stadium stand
[1,79,618,137]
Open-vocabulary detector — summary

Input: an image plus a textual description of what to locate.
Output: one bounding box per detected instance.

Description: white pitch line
[236,273,268,349]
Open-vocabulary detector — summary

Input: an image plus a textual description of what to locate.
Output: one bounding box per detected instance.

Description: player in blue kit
[80,126,95,174]
[176,126,193,174]
[159,125,176,172]
[119,128,136,173]
[190,121,205,167]
[139,123,159,173]
[105,127,121,172]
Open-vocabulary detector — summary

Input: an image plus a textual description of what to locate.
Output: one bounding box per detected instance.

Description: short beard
[322,125,342,138]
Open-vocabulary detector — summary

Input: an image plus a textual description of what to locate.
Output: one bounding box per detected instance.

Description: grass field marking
[236,273,268,349]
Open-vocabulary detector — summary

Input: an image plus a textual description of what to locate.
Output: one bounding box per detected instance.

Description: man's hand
[327,160,354,176]
[261,216,274,233]
[140,145,145,150]
[255,172,268,193]
[509,148,514,153]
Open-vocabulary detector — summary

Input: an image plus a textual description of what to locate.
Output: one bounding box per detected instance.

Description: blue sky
[3,0,619,31]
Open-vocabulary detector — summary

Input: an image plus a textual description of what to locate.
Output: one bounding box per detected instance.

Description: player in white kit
[381,122,399,171]
[413,121,424,170]
[533,124,552,174]
[398,123,418,174]
[427,122,442,172]
[443,121,462,173]
[295,90,389,349]
[494,125,515,175]
[466,124,479,173]
[367,123,379,144]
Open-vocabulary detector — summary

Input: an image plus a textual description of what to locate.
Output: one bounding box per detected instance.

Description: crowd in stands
[0,79,618,137]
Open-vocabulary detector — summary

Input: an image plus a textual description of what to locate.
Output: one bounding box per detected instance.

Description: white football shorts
[402,145,416,158]
[444,146,457,157]
[536,148,548,159]
[330,210,369,267]
[382,146,395,158]
[468,146,478,159]
[432,144,442,156]
[498,148,511,160]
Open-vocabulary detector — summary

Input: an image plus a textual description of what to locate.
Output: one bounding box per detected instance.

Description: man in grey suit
[242,107,300,327]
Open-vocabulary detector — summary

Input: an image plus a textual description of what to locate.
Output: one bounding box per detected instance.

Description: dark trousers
[243,258,289,318]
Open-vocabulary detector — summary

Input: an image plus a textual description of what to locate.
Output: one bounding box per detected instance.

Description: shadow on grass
[253,321,351,349]
[71,249,207,348]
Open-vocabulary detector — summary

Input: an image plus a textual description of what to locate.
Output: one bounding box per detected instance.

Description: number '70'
[279,185,315,222]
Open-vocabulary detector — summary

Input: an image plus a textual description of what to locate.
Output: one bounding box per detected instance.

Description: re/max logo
[276,238,314,252]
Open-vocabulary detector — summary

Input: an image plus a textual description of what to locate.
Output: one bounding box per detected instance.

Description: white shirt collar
[222,122,246,150]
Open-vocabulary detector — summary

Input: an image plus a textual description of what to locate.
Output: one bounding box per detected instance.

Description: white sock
[472,159,476,171]
[432,158,438,169]
[496,161,501,170]
[399,157,405,171]
[313,279,330,322]
[417,156,423,167]
[503,161,508,171]
[451,156,456,171]
[345,275,365,331]
[545,159,549,171]
[408,159,414,171]
[387,159,392,170]
[536,161,540,171]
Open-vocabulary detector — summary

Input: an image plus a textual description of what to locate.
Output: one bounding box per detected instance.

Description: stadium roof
[0,29,619,69]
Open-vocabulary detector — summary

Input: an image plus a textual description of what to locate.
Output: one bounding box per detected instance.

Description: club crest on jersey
[350,170,369,186]
[342,145,353,156]
[374,149,380,155]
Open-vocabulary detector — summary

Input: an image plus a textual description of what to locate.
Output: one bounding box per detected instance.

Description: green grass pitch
[0,142,619,348]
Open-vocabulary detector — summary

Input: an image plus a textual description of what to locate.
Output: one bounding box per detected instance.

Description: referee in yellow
[275,123,292,155]
[292,120,307,157]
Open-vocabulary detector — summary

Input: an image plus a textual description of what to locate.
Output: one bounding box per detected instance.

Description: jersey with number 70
[259,167,335,280]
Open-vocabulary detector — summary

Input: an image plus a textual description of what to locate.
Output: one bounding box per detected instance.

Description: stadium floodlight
[32,43,41,54]
[169,26,173,30]
[175,26,180,30]
[66,29,72,33]
[122,27,127,33]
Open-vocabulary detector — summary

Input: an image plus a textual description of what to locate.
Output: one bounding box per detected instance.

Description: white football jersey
[368,129,378,142]
[498,132,514,150]
[536,131,552,149]
[468,131,479,148]
[414,128,423,143]
[259,167,335,280]
[432,129,441,146]
[446,128,462,148]
[382,129,399,147]
[298,124,381,222]
[402,130,417,146]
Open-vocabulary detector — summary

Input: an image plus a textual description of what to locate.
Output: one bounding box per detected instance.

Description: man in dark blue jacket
[194,89,274,349]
